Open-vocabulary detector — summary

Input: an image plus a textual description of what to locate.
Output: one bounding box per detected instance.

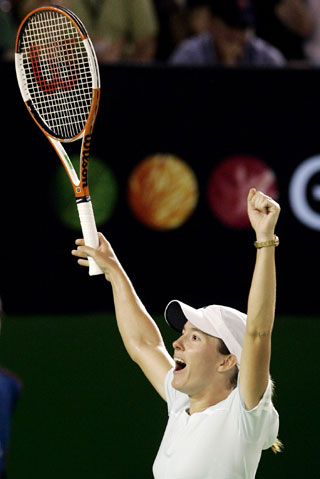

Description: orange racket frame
[15,6,103,275]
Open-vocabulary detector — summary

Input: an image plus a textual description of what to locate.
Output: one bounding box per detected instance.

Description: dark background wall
[1,61,320,477]
[2,62,320,317]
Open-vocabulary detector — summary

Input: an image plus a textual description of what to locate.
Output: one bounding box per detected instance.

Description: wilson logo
[29,39,79,94]
[81,134,92,188]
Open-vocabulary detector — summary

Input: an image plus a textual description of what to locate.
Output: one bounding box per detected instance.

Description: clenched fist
[247,188,280,242]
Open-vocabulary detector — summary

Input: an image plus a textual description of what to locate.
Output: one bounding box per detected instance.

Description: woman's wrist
[254,235,279,249]
[255,231,275,243]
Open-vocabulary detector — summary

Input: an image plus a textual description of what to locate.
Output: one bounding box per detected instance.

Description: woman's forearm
[246,247,276,337]
[110,267,165,362]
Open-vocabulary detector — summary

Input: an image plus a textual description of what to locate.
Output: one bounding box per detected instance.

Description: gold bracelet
[254,235,279,249]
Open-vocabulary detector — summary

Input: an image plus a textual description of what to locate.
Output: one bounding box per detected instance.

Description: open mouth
[174,358,187,372]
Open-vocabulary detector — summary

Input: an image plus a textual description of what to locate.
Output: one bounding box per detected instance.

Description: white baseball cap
[165,300,247,366]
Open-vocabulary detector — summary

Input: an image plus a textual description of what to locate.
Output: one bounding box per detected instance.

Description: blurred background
[1,0,320,477]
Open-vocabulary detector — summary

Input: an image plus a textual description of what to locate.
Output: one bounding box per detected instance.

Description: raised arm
[239,188,280,410]
[72,234,174,400]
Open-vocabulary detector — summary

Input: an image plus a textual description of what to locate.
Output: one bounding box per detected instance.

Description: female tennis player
[72,187,281,478]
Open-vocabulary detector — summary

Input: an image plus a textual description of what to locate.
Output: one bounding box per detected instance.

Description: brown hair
[217,338,283,454]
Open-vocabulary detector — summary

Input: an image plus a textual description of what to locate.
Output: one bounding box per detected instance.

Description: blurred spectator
[170,0,285,66]
[0,299,22,479]
[153,0,191,60]
[153,0,216,60]
[16,0,159,63]
[0,368,21,478]
[187,0,213,34]
[303,0,320,64]
[253,0,313,64]
[66,0,159,63]
[0,0,16,60]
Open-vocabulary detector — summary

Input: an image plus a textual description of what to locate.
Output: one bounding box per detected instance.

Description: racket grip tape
[76,200,104,276]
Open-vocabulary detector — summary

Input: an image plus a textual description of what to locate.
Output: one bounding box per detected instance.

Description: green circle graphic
[53,155,118,230]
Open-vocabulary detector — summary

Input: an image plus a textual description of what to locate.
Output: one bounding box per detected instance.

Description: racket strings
[20,10,93,139]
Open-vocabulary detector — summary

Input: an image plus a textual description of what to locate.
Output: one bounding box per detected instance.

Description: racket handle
[77,200,104,276]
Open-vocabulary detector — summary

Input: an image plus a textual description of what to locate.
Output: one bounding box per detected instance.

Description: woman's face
[171,321,223,396]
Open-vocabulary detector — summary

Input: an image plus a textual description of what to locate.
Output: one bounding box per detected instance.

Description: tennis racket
[15,5,103,276]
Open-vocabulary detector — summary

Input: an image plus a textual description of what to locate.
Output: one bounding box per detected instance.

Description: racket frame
[15,6,103,275]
